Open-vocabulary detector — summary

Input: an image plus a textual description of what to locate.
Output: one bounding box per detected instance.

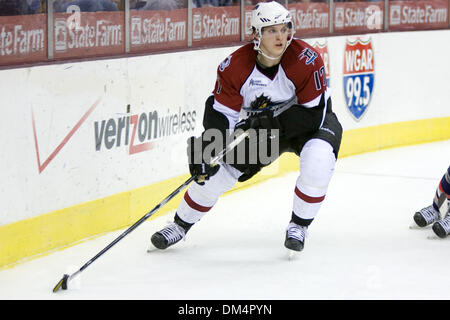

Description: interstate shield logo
[343,37,374,120]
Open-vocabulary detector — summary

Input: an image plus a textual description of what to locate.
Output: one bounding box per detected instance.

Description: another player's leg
[285,138,336,252]
[430,166,450,238]
[413,166,450,229]
[151,163,241,249]
[432,215,450,238]
[413,205,440,227]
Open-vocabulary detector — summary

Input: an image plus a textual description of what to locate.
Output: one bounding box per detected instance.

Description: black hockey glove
[187,136,220,185]
[235,110,281,132]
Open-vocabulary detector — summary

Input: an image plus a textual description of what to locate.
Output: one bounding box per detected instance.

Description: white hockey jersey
[211,39,329,129]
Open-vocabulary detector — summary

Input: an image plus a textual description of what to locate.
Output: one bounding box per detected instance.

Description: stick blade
[52,274,69,293]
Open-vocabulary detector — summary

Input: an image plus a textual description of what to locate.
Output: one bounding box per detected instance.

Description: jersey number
[215,77,222,94]
[313,66,326,91]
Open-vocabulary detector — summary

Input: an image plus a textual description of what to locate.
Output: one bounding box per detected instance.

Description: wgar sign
[343,37,375,121]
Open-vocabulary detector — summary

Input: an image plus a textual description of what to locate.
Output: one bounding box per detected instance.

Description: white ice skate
[150,218,192,252]
[284,222,307,260]
[431,215,450,239]
[411,205,440,229]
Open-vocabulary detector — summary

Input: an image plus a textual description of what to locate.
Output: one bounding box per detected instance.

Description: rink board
[0,30,449,268]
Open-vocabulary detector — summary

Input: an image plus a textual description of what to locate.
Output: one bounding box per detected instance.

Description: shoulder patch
[219,55,232,72]
[298,48,318,65]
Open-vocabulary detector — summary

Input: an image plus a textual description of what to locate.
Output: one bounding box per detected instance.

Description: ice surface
[1,140,449,300]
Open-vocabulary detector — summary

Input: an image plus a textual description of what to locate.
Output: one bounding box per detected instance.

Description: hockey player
[150,1,342,253]
[413,165,450,238]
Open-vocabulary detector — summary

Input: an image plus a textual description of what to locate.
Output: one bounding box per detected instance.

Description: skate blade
[426,234,449,240]
[146,246,157,253]
[286,249,299,261]
[409,223,430,230]
[146,244,165,253]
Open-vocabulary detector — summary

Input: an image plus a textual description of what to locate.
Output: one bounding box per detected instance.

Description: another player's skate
[284,222,307,258]
[151,214,193,250]
[432,215,450,238]
[413,205,440,227]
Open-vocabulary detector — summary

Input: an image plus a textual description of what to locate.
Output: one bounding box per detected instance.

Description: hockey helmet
[251,1,295,59]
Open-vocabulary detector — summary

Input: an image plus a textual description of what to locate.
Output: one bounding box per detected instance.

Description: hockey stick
[52,131,249,293]
[437,192,449,220]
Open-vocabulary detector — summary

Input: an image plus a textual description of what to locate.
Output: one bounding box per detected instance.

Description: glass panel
[52,0,125,60]
[0,0,47,66]
[244,0,284,6]
[191,0,241,47]
[53,0,122,12]
[131,0,186,10]
[129,0,188,52]
[0,0,45,15]
[288,0,329,3]
[192,0,239,7]
[388,0,449,31]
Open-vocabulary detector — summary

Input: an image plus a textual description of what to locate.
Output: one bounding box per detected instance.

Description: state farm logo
[193,14,202,40]
[131,16,141,45]
[390,5,401,25]
[54,18,68,51]
[335,7,344,28]
[290,7,328,30]
[130,15,186,45]
[0,22,45,56]
[54,6,122,52]
[55,20,122,51]
[389,3,447,25]
[335,4,383,29]
[192,12,239,40]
